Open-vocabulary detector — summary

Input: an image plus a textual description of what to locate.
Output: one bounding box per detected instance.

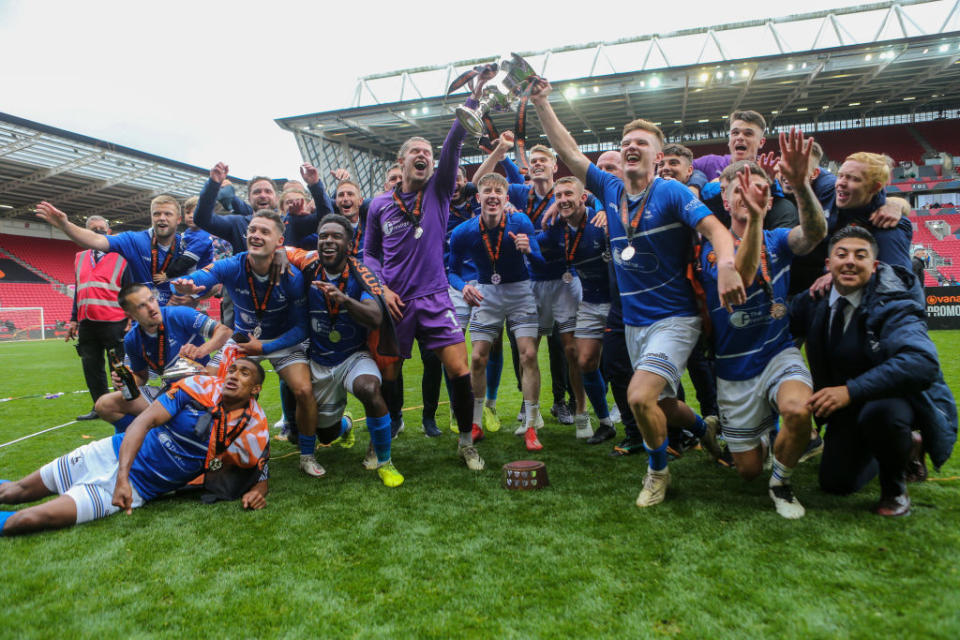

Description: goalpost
[0,307,46,341]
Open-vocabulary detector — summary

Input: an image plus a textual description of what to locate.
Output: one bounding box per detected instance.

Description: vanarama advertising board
[926,287,960,330]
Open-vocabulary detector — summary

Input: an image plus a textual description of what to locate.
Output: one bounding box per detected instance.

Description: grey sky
[1,0,871,180]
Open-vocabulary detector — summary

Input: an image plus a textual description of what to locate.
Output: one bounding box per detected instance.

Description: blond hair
[845,152,890,190]
[528,144,556,161]
[477,173,509,191]
[150,194,181,216]
[622,119,664,149]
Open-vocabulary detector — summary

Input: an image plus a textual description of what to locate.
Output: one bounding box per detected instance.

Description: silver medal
[208,457,223,471]
[251,325,262,339]
[602,250,612,263]
[621,246,636,261]
[414,226,424,239]
[490,272,502,285]
[562,272,574,284]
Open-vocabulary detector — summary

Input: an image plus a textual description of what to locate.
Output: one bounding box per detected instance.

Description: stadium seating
[0,282,74,329]
[0,234,79,285]
[813,125,928,165]
[913,120,960,157]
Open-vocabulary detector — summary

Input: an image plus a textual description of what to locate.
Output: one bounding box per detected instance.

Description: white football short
[448,284,474,331]
[40,436,144,524]
[310,351,381,426]
[532,277,582,335]
[717,347,812,453]
[574,301,611,340]
[625,315,701,399]
[469,281,539,341]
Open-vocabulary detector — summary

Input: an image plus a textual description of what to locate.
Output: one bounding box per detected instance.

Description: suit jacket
[790,263,957,469]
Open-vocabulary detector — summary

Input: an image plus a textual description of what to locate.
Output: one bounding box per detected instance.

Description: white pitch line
[0,420,79,449]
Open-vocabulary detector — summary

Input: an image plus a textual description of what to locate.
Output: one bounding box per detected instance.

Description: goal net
[0,307,46,341]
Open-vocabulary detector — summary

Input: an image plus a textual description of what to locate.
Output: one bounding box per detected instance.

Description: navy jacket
[790,263,957,468]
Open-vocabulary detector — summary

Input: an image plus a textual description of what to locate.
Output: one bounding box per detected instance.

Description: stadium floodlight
[564,86,577,100]
[649,77,661,88]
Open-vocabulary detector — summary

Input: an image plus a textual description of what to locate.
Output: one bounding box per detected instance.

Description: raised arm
[500,155,525,185]
[35,202,110,252]
[301,163,333,217]
[732,168,767,287]
[195,163,249,243]
[778,129,827,256]
[529,79,590,183]
[697,215,746,312]
[473,132,515,182]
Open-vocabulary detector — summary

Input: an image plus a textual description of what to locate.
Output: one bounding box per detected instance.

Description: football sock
[279,379,297,429]
[524,401,540,429]
[340,415,352,437]
[689,414,708,439]
[449,373,474,437]
[381,377,403,423]
[0,510,14,536]
[112,414,134,434]
[367,413,392,463]
[298,434,317,456]
[486,344,503,401]
[581,369,610,419]
[644,439,669,471]
[770,457,794,487]
[473,398,484,427]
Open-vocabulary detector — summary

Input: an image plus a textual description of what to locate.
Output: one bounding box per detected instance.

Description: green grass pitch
[1,334,958,639]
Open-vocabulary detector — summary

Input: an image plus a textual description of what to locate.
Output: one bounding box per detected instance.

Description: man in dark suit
[790,226,956,516]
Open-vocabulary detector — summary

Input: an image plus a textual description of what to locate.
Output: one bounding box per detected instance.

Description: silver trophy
[454,53,539,139]
[161,356,206,384]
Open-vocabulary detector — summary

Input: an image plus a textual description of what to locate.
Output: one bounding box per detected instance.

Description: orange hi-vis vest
[74,250,127,322]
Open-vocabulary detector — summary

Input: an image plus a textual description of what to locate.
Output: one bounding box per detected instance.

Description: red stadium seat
[0,234,80,285]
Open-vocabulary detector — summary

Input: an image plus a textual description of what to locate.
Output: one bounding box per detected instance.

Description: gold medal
[329,329,342,343]
[770,303,787,319]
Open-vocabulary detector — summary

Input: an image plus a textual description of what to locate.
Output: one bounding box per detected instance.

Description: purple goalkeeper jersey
[363,98,477,301]
[692,153,732,182]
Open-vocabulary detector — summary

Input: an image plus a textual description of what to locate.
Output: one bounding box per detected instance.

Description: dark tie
[828,297,849,352]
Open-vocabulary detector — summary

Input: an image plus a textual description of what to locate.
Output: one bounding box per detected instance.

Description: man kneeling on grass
[0,345,270,536]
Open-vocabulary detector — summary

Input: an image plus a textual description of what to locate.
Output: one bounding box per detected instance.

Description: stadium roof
[0,113,246,230]
[276,0,960,194]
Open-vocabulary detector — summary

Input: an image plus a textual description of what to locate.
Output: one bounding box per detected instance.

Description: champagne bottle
[108,348,140,401]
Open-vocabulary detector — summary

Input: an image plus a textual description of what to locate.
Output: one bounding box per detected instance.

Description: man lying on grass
[0,345,270,536]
